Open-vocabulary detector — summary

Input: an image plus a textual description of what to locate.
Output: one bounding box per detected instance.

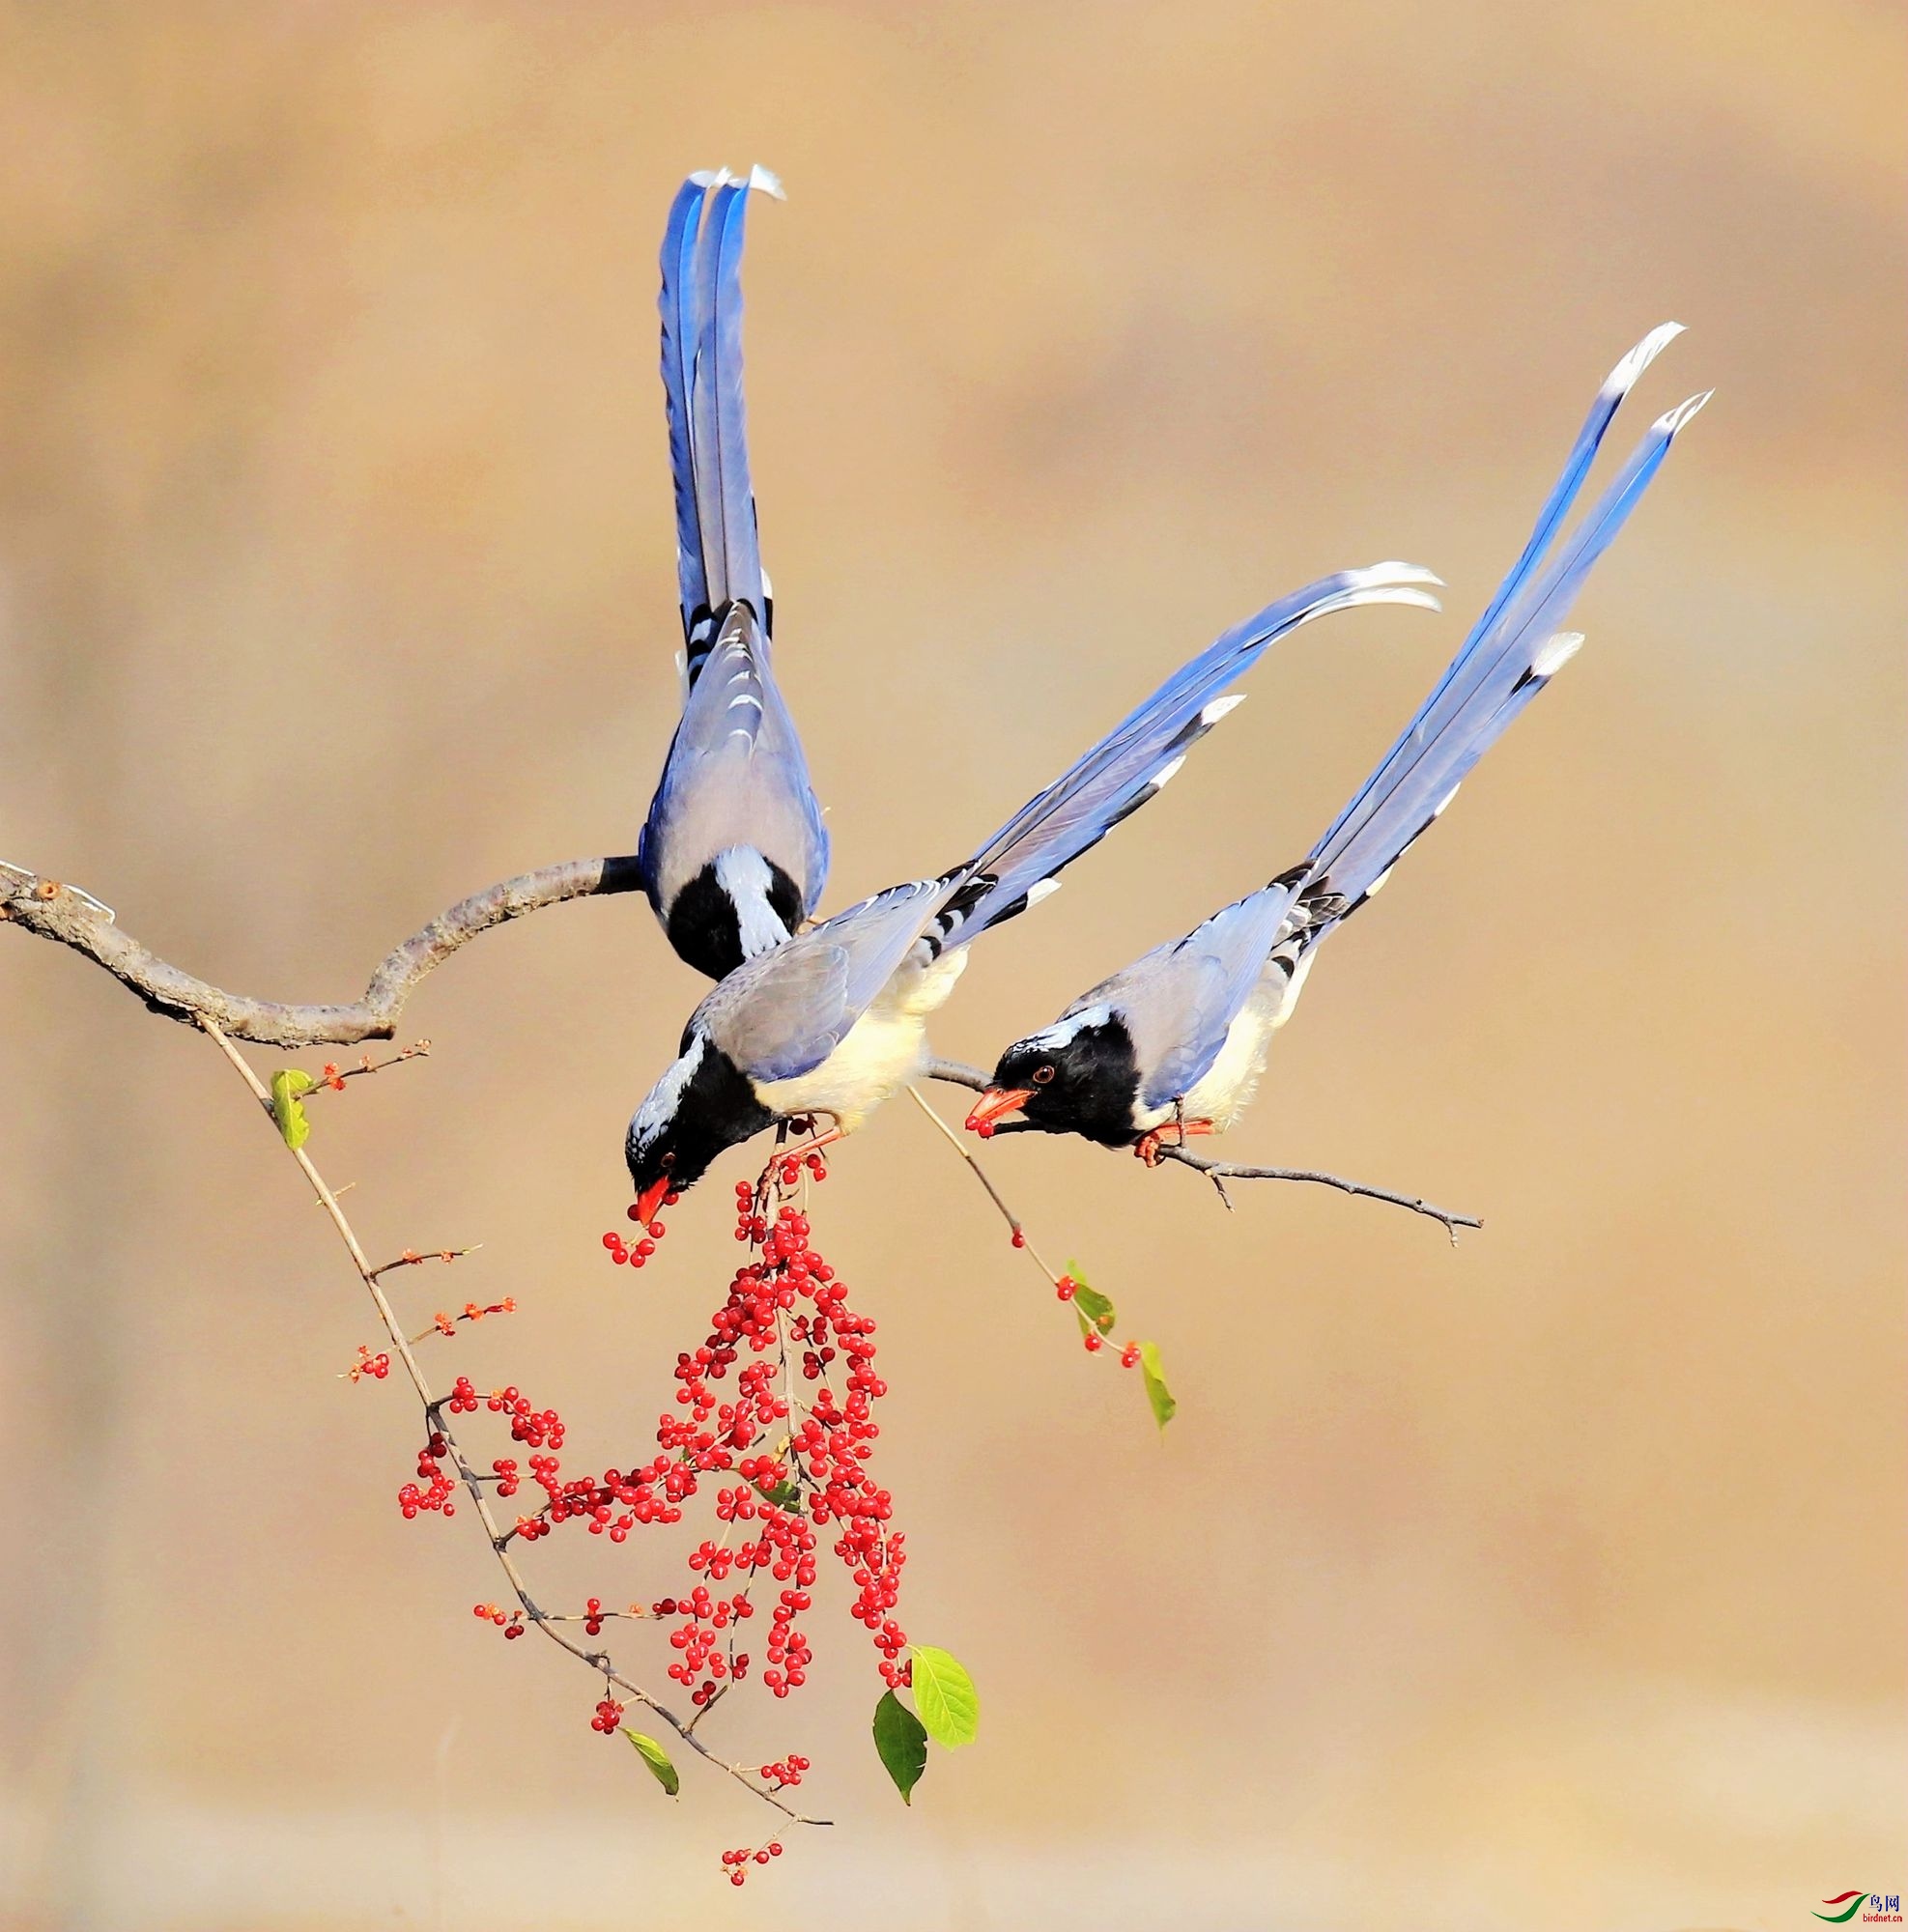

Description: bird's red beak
[964,1088,1033,1135]
[635,1177,672,1226]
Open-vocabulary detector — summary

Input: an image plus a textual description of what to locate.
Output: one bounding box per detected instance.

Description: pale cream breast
[753,950,969,1131]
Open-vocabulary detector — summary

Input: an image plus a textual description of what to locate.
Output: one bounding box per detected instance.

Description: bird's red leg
[776,1114,846,1163]
[1134,1119,1215,1166]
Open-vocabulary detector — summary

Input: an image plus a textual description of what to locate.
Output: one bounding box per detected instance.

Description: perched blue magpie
[638,166,830,980]
[966,327,1708,1159]
[624,564,1442,1219]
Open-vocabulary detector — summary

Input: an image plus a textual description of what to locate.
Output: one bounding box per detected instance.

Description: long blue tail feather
[1313,323,1684,869]
[1306,366,1709,910]
[659,179,711,637]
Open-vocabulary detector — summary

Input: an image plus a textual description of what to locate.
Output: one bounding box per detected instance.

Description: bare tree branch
[923,1057,1479,1239]
[1,855,645,1048]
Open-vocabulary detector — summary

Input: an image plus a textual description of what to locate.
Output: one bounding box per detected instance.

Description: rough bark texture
[1,855,646,1047]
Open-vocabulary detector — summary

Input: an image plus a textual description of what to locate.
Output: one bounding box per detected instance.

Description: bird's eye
[660,1151,676,1170]
[1032,1064,1056,1085]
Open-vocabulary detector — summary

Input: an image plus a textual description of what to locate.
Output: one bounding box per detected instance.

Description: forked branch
[2,855,644,1048]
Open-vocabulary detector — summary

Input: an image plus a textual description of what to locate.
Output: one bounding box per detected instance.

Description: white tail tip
[1653,389,1714,437]
[1351,561,1445,590]
[1025,879,1062,909]
[688,166,784,202]
[1200,694,1247,726]
[1603,322,1686,398]
[1530,630,1585,679]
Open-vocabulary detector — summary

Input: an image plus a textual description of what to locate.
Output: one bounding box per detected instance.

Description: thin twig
[1153,1147,1480,1242]
[197,1016,830,1827]
[904,1087,1067,1289]
[925,1057,1477,1238]
[302,1041,434,1099]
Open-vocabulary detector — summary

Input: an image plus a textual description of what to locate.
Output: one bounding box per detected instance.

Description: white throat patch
[715,846,792,960]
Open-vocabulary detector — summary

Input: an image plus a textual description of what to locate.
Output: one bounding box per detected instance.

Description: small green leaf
[1138,1340,1177,1432]
[1065,1260,1118,1334]
[872,1689,928,1804]
[622,1729,679,1797]
[759,1476,803,1511]
[909,1645,980,1748]
[270,1068,314,1151]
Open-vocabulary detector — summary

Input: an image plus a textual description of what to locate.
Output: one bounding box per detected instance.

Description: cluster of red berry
[345,1344,390,1382]
[398,1432,456,1519]
[397,1146,917,1877]
[720,1840,784,1885]
[1056,1273,1142,1365]
[470,1602,526,1638]
[601,1192,679,1268]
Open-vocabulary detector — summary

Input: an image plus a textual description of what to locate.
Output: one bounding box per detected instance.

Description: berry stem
[197,1016,833,1830]
[903,1086,1064,1286]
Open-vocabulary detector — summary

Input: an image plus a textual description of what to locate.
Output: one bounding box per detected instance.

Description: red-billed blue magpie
[966,327,1708,1158]
[638,167,830,980]
[624,564,1442,1219]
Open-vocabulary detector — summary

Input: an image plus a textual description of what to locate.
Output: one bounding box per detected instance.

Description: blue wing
[697,879,943,1083]
[1127,884,1302,1109]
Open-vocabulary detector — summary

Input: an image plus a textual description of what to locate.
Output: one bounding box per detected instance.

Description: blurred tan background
[1,4,1901,1928]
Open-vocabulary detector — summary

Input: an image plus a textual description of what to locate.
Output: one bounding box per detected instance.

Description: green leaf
[1065,1260,1118,1334]
[270,1068,314,1151]
[759,1476,803,1511]
[622,1729,679,1797]
[871,1689,928,1804]
[909,1646,980,1748]
[1138,1340,1177,1432]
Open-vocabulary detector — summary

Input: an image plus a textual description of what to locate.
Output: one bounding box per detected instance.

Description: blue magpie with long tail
[624,563,1442,1220]
[964,326,1708,1159]
[638,166,831,980]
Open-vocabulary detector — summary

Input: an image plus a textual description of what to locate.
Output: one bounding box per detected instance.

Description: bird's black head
[625,1030,776,1220]
[965,1008,1141,1148]
[664,851,805,981]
